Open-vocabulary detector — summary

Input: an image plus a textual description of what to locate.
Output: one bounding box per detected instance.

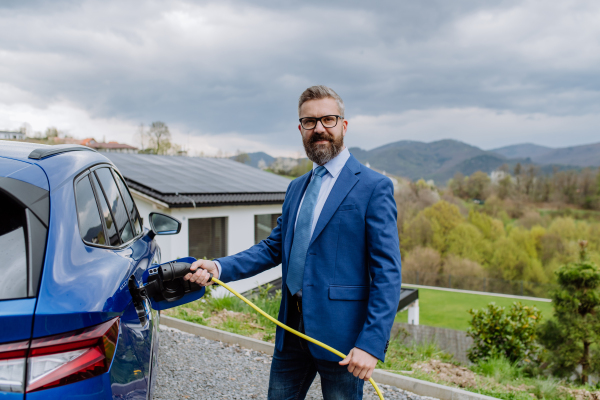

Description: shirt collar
[312,147,350,179]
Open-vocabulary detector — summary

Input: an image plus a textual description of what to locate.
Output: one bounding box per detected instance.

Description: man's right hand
[183,259,219,286]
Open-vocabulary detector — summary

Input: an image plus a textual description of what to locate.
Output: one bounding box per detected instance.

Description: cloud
[1,0,599,154]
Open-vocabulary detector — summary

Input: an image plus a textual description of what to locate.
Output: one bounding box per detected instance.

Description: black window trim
[73,163,144,250]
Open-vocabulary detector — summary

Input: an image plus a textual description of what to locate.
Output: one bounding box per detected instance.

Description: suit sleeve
[354,177,402,361]
[214,184,290,283]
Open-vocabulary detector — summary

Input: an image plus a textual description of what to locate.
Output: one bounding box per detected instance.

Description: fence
[402,271,556,298]
[391,322,473,365]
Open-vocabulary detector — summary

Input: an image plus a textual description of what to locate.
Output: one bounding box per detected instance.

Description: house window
[189,217,228,260]
[254,214,281,245]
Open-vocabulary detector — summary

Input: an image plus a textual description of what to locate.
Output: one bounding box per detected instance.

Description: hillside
[491,143,552,159]
[532,142,600,167]
[349,139,523,184]
[491,142,600,167]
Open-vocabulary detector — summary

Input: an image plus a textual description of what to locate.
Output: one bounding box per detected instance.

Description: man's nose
[314,120,326,133]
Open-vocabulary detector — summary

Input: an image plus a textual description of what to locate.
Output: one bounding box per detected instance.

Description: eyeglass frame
[298,115,343,130]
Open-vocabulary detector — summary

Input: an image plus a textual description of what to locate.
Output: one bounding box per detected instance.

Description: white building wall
[131,191,283,297]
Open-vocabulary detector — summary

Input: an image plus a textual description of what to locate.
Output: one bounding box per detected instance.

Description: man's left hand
[339,347,378,381]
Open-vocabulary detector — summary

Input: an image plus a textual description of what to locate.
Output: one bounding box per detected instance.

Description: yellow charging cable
[209,277,385,400]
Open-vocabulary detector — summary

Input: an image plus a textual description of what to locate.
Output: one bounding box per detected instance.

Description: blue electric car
[0,142,204,399]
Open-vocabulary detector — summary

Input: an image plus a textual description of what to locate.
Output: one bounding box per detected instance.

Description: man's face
[298,97,348,166]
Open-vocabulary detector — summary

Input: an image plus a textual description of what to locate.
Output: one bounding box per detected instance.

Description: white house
[0,131,26,140]
[105,153,290,296]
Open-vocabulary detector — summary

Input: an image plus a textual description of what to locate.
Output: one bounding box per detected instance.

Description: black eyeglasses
[299,115,343,130]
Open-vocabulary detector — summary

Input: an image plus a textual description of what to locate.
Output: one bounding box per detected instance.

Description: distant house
[81,138,138,153]
[104,153,290,295]
[0,131,26,140]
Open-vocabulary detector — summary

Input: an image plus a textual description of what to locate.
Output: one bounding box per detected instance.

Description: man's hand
[339,347,378,381]
[183,259,219,286]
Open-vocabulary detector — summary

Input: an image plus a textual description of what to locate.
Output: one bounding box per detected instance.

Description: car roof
[0,142,116,191]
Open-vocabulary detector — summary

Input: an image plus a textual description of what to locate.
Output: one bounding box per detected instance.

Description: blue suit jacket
[216,154,402,361]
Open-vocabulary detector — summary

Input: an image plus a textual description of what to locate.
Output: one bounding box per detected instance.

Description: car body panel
[26,373,112,400]
[0,157,49,191]
[0,392,24,400]
[0,299,36,343]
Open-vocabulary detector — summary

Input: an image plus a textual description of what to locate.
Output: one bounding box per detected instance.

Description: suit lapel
[284,172,312,266]
[309,161,360,247]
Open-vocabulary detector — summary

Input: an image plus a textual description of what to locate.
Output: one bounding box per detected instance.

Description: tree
[290,159,313,177]
[466,171,491,200]
[538,241,600,384]
[145,121,172,155]
[422,201,463,254]
[497,174,512,200]
[449,172,466,198]
[45,127,60,139]
[514,163,522,193]
[136,123,147,151]
[233,151,251,165]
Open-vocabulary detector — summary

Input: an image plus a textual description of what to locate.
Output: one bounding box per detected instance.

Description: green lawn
[395,287,554,331]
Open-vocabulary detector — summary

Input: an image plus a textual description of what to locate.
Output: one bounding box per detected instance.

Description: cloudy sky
[1,0,599,156]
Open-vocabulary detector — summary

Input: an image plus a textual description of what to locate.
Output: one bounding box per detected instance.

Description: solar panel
[104,153,291,195]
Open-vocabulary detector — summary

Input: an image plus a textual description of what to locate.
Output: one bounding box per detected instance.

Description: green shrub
[467,302,542,364]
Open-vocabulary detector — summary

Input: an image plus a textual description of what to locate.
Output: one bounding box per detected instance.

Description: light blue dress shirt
[214,147,351,278]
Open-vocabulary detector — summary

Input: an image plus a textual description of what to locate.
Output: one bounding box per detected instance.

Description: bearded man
[185,85,402,400]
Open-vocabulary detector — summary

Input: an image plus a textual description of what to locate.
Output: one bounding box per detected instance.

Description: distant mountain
[491,143,553,159]
[349,139,524,184]
[531,143,600,167]
[233,139,586,186]
[491,142,600,167]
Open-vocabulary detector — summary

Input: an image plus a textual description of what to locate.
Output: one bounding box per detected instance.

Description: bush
[402,247,441,286]
[442,255,485,277]
[467,302,542,364]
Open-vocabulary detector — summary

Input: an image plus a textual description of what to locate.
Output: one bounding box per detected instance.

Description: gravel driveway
[153,326,438,400]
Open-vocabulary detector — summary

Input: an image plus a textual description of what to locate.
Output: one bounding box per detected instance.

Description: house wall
[132,193,283,297]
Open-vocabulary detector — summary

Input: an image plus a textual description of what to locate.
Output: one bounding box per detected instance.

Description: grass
[166,284,595,399]
[378,340,572,400]
[395,287,554,331]
[163,284,280,342]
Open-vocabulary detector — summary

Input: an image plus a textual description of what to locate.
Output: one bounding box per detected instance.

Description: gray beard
[303,133,344,166]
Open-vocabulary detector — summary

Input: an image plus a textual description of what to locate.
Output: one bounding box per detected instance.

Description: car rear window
[95,168,134,243]
[75,176,106,245]
[0,192,28,300]
[90,173,120,246]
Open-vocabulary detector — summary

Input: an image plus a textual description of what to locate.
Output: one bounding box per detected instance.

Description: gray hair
[298,85,345,118]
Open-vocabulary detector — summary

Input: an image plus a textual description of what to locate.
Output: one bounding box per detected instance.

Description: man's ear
[298,124,302,134]
[342,119,348,138]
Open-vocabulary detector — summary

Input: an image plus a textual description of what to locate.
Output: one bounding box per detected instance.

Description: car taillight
[26,317,119,392]
[0,340,29,392]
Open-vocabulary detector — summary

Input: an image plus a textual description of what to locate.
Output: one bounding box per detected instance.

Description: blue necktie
[287,166,328,295]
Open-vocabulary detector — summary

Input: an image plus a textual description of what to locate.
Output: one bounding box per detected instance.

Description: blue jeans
[267,333,364,400]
